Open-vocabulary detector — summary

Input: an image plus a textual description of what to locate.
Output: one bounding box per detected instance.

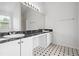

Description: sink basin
[0,38,9,41]
[3,34,25,38]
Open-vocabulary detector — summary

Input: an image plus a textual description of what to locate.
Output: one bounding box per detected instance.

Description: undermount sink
[0,38,9,41]
[3,34,25,38]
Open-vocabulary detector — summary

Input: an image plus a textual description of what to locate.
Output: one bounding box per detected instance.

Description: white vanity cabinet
[0,32,52,56]
[0,40,20,56]
[21,37,33,56]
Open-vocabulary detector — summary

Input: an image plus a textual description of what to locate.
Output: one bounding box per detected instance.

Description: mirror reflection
[0,2,45,32]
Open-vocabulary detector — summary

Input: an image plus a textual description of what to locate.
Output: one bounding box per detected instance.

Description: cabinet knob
[18,42,20,44]
[21,41,23,43]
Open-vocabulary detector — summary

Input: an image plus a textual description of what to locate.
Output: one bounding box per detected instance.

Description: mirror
[0,2,45,32]
[21,3,45,31]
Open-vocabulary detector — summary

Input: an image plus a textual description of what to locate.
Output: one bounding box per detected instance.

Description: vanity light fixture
[21,2,40,12]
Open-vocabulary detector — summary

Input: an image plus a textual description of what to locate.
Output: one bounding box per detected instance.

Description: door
[33,34,47,48]
[0,40,20,56]
[38,34,47,48]
[47,32,53,47]
[21,37,33,56]
[33,35,39,48]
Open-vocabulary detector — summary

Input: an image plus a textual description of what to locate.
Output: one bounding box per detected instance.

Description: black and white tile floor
[33,44,79,56]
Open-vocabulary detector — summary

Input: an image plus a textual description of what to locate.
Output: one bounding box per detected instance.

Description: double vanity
[0,29,53,56]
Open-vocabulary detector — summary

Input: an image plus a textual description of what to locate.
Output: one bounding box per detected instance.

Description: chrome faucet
[9,31,15,35]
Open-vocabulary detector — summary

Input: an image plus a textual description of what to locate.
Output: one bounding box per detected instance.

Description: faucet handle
[9,31,15,35]
[13,31,15,34]
[9,32,12,35]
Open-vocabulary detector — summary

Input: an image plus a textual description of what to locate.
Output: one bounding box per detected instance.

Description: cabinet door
[47,32,53,46]
[38,34,47,48]
[0,40,20,56]
[21,37,33,56]
[33,35,39,48]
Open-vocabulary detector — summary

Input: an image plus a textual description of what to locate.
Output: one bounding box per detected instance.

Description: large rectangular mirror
[0,2,45,32]
[21,2,45,31]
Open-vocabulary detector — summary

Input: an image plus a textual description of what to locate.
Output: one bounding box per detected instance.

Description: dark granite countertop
[0,32,50,44]
[0,29,53,44]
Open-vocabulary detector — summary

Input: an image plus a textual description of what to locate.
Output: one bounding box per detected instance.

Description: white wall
[45,2,79,49]
[0,2,21,32]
